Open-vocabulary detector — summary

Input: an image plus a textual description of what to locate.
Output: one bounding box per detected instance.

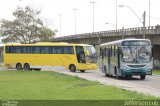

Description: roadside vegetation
[0,71,159,100]
[153,69,160,75]
[0,6,57,43]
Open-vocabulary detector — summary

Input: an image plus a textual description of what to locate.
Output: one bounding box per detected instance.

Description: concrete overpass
[52,26,160,68]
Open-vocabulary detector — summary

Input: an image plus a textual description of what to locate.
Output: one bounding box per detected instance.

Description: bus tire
[16,63,22,70]
[69,64,76,72]
[140,75,146,80]
[105,73,109,77]
[80,70,85,73]
[24,63,30,71]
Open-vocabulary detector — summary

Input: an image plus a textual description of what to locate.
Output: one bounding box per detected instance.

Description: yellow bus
[3,42,97,72]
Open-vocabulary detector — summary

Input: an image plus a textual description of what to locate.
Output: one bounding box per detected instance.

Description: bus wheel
[24,63,30,71]
[140,75,146,80]
[105,73,109,77]
[16,63,22,70]
[80,70,85,73]
[69,64,76,72]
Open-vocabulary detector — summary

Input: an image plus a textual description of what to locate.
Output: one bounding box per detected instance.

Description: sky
[0,0,160,37]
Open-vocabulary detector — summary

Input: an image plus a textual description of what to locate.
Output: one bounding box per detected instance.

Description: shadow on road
[104,75,148,81]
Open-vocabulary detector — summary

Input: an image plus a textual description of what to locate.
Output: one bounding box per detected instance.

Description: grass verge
[153,70,160,75]
[0,71,159,100]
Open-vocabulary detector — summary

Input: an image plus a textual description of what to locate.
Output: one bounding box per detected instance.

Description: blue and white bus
[100,39,153,80]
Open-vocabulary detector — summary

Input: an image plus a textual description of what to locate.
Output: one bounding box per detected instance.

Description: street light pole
[73,8,78,34]
[90,1,96,32]
[90,1,99,62]
[143,11,146,39]
[58,14,63,36]
[116,0,117,30]
[149,0,150,26]
[119,5,146,39]
[119,5,142,23]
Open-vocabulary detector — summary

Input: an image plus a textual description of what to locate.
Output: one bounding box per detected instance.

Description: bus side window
[108,47,110,57]
[102,48,104,59]
[104,48,106,57]
[21,46,26,53]
[109,46,111,57]
[6,46,11,53]
[114,46,117,57]
[26,46,31,54]
[110,46,112,57]
[112,46,114,57]
[40,46,50,54]
[51,47,55,54]
[117,47,121,68]
[16,46,21,53]
[21,46,30,54]
[119,47,123,57]
[51,46,64,54]
[105,47,108,57]
[10,46,21,53]
[63,46,74,54]
[32,46,41,54]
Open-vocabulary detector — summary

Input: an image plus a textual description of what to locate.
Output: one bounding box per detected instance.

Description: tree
[0,6,56,43]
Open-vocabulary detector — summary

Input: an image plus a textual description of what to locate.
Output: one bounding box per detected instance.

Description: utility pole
[90,1,96,32]
[116,0,117,30]
[58,14,63,36]
[73,8,78,34]
[149,0,150,27]
[143,11,146,39]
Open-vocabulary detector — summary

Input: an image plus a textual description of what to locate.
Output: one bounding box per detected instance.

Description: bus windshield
[84,46,97,63]
[121,46,152,63]
[84,46,96,55]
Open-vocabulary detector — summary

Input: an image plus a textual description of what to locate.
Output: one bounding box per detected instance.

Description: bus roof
[100,38,151,47]
[4,42,93,47]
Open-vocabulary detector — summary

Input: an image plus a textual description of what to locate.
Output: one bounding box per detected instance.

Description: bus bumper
[86,64,97,70]
[77,63,97,70]
[121,68,152,76]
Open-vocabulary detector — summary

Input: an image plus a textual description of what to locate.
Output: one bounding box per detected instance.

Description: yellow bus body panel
[3,42,97,71]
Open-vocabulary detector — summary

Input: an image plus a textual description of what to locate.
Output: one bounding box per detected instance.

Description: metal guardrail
[52,26,160,41]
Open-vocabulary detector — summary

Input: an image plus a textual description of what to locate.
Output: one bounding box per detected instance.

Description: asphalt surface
[85,70,160,89]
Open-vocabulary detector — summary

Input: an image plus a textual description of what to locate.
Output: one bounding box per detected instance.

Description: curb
[152,74,160,77]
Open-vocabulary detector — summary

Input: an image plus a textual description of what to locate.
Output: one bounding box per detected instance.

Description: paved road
[87,70,160,89]
[52,69,160,97]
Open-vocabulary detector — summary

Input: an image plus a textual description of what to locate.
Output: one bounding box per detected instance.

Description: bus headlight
[146,64,152,71]
[121,64,128,70]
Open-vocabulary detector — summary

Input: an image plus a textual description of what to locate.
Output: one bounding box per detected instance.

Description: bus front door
[75,46,85,63]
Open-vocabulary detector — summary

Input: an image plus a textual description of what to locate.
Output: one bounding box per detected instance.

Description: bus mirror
[84,50,89,56]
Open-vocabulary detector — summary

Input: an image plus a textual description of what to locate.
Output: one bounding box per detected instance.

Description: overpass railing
[53,26,160,41]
